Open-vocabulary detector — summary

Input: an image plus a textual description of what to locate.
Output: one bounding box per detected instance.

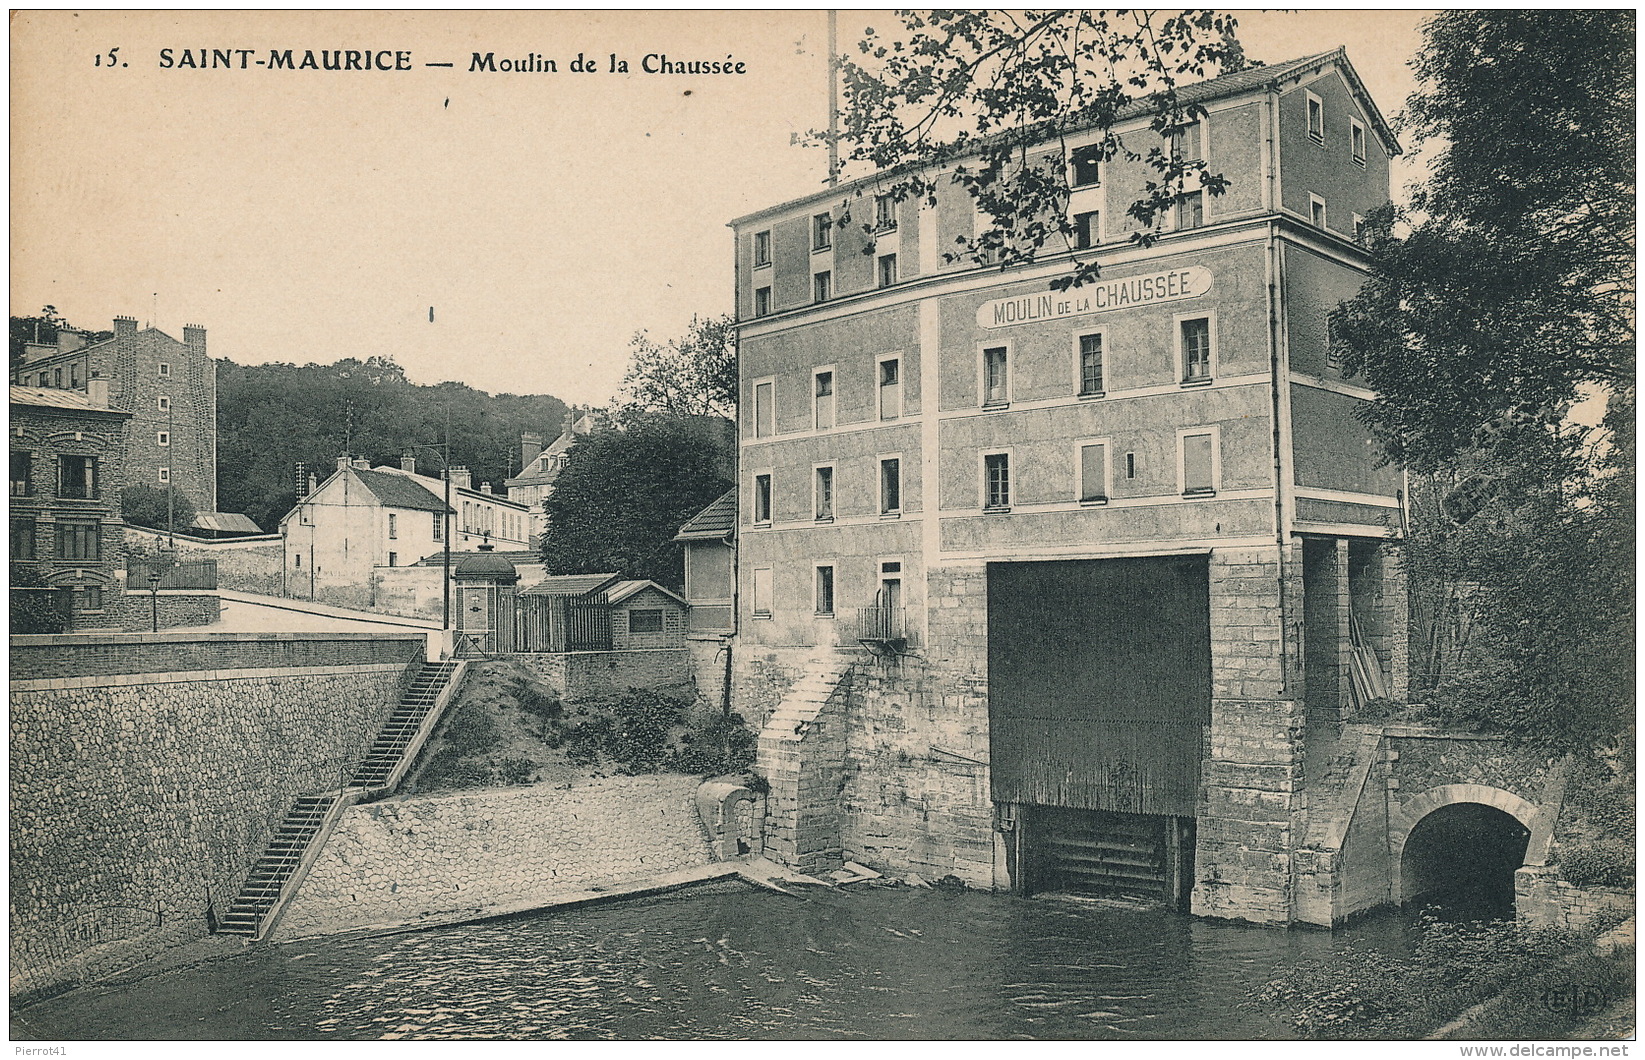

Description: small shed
[517,572,621,652]
[453,546,520,655]
[606,580,689,649]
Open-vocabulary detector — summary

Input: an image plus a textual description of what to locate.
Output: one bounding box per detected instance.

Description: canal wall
[8,631,425,1001]
[272,774,713,940]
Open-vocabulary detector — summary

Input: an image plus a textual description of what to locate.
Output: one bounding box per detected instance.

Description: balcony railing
[853,605,908,649]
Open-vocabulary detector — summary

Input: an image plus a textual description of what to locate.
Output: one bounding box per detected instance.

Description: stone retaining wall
[10,635,422,999]
[10,631,423,681]
[1516,867,1635,932]
[273,774,712,939]
[508,649,692,700]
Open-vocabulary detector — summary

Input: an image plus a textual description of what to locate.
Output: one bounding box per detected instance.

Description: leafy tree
[9,566,67,634]
[120,484,198,533]
[10,306,113,368]
[836,10,1245,289]
[1329,11,1635,748]
[614,314,736,423]
[540,416,734,589]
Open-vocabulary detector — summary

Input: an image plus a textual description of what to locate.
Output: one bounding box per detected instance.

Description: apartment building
[729,48,1408,925]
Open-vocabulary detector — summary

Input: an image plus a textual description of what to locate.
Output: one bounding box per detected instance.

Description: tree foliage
[1329,11,1635,749]
[836,10,1245,289]
[10,306,113,369]
[613,314,736,423]
[215,357,568,531]
[540,416,734,589]
[120,484,198,532]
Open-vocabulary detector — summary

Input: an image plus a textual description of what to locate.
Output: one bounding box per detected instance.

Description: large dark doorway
[1401,802,1531,915]
[987,556,1210,816]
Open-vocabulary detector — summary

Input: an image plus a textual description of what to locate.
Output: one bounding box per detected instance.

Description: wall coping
[10,630,426,647]
[12,662,410,692]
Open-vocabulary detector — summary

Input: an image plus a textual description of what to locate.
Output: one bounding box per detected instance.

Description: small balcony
[852,605,909,654]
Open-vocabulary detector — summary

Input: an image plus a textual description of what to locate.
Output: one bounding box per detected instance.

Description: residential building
[674,489,736,706]
[12,317,219,522]
[729,48,1408,926]
[10,382,133,627]
[280,455,531,608]
[506,409,597,545]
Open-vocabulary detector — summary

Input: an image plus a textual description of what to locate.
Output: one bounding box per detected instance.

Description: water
[15,881,1403,1041]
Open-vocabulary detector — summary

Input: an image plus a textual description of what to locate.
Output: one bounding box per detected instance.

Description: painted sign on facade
[976,266,1213,329]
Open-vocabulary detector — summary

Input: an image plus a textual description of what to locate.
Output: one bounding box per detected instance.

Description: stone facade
[272,775,711,940]
[124,525,285,595]
[9,632,425,999]
[508,648,692,701]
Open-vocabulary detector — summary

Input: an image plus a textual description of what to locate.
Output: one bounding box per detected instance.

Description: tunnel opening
[1400,802,1530,918]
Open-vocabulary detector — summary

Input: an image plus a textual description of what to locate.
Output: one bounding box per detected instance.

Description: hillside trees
[1329,10,1635,748]
[835,9,1246,288]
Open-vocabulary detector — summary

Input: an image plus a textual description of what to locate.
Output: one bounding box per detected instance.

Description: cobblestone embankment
[273,774,712,940]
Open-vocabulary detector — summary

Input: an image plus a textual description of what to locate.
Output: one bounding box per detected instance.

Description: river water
[15,881,1414,1041]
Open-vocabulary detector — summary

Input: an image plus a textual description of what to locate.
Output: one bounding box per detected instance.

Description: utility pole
[166,398,176,551]
[827,9,840,187]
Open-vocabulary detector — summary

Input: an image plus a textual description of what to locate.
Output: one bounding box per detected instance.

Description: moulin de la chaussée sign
[976,266,1213,329]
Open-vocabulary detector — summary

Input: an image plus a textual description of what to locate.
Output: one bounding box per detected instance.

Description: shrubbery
[1558,841,1635,889]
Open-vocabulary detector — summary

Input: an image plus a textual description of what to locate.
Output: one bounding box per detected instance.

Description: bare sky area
[11,10,1433,407]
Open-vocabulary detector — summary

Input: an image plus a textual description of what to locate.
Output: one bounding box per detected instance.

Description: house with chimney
[505,409,597,546]
[279,454,530,610]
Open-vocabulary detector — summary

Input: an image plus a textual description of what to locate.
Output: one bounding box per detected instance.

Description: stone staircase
[217,660,462,937]
[757,654,856,875]
[349,660,459,789]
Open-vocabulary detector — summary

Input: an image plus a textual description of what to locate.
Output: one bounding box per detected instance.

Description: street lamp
[148,569,161,632]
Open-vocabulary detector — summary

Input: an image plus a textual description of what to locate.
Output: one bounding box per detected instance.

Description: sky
[11,10,1434,408]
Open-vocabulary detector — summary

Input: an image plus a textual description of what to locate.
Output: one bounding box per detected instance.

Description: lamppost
[148,569,161,632]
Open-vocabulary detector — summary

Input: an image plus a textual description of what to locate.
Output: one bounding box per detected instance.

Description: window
[157,431,170,447]
[1180,428,1218,496]
[388,513,398,539]
[1072,143,1102,187]
[877,253,898,288]
[432,512,444,541]
[1126,452,1137,480]
[11,451,32,496]
[874,193,897,232]
[158,362,171,378]
[36,373,47,387]
[813,370,834,430]
[1175,190,1204,230]
[56,517,100,560]
[1170,122,1203,163]
[10,516,35,560]
[813,465,834,521]
[982,345,1009,406]
[157,395,170,412]
[387,551,398,567]
[629,608,665,633]
[878,357,901,420]
[754,286,772,317]
[157,467,171,484]
[813,271,832,303]
[53,368,61,387]
[72,585,103,611]
[1179,316,1213,383]
[753,380,775,438]
[294,553,301,568]
[69,364,78,387]
[880,457,902,515]
[1353,213,1369,245]
[1079,442,1109,503]
[753,473,773,524]
[1310,194,1327,229]
[752,567,773,616]
[753,230,771,267]
[1078,332,1105,396]
[814,566,834,616]
[1350,117,1367,166]
[57,454,97,499]
[812,211,832,250]
[1306,92,1324,145]
[1074,210,1099,249]
[983,452,1011,510]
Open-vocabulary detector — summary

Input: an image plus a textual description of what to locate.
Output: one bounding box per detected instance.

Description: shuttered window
[1080,443,1108,503]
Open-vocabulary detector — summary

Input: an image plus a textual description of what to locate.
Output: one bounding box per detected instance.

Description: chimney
[183,323,206,351]
[481,482,493,495]
[113,315,138,338]
[351,457,370,470]
[400,451,417,475]
[446,466,472,491]
[337,455,352,471]
[307,472,319,495]
[87,378,111,407]
[57,331,85,354]
[520,432,544,470]
[563,409,577,434]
